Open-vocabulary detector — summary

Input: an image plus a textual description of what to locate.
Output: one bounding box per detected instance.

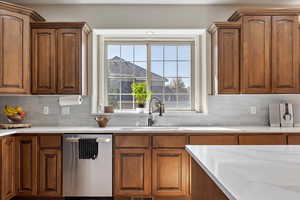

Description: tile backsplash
[1,95,300,127]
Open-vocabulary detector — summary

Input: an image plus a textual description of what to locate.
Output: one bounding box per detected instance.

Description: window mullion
[147,43,152,103]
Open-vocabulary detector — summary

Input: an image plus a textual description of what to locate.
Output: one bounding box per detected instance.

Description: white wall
[28,4,262,28]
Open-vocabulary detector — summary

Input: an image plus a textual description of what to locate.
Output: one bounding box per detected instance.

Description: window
[92,29,207,114]
[105,42,193,111]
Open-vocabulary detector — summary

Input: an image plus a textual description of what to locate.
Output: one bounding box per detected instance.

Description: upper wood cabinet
[272,16,299,93]
[209,23,241,94]
[209,9,300,94]
[31,22,91,95]
[0,2,44,94]
[242,16,272,94]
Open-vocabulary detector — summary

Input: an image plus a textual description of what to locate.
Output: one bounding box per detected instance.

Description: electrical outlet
[61,107,70,115]
[250,106,257,115]
[43,106,49,115]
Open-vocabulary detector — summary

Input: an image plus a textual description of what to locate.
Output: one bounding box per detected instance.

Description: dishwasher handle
[64,137,112,143]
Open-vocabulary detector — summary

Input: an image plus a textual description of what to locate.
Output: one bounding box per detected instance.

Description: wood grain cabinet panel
[57,29,81,94]
[218,29,240,94]
[115,136,150,148]
[190,135,237,145]
[287,135,300,144]
[153,136,187,148]
[272,16,299,93]
[114,149,151,196]
[38,149,62,197]
[242,16,271,93]
[238,134,286,145]
[31,29,56,94]
[1,137,16,200]
[31,22,90,95]
[0,10,30,94]
[152,149,188,197]
[15,136,38,196]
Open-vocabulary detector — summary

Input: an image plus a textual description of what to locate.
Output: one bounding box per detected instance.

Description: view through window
[105,42,192,111]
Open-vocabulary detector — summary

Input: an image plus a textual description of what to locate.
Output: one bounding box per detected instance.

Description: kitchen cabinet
[31,22,90,95]
[152,149,188,196]
[0,2,44,94]
[209,9,300,94]
[38,149,62,197]
[15,136,38,196]
[238,134,286,145]
[1,137,16,200]
[209,23,241,94]
[242,16,272,93]
[114,149,151,196]
[38,135,62,197]
[190,135,238,145]
[287,135,300,144]
[271,16,299,93]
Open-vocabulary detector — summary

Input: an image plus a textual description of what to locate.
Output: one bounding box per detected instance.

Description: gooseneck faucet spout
[148,97,165,126]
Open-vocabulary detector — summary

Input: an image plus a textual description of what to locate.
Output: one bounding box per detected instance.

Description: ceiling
[8,0,300,5]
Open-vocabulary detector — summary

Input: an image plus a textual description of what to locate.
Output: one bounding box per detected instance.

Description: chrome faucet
[148,97,164,126]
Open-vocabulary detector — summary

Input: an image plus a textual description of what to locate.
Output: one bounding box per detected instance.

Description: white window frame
[91,29,207,114]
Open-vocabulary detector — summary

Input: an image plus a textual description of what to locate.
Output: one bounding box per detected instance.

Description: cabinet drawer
[238,134,286,145]
[190,135,237,145]
[153,136,187,148]
[287,135,300,145]
[115,136,150,148]
[39,136,62,148]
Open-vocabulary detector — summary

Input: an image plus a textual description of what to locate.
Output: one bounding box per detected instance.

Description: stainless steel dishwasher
[63,134,112,199]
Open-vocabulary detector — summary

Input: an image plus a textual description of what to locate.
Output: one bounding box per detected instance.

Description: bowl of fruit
[3,105,27,123]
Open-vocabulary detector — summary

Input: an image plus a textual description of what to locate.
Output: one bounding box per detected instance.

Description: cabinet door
[1,137,16,200]
[242,16,271,93]
[57,29,81,94]
[39,149,62,197]
[152,149,188,197]
[32,29,57,94]
[190,135,238,145]
[239,134,286,145]
[0,10,30,94]
[218,29,240,94]
[272,16,299,93]
[114,149,151,196]
[15,136,38,196]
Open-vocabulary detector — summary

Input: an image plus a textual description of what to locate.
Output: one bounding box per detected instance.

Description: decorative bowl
[95,116,109,128]
[7,114,25,123]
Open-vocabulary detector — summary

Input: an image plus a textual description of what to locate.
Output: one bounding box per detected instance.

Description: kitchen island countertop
[186,145,300,200]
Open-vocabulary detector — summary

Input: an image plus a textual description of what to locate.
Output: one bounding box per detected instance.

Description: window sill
[95,110,206,116]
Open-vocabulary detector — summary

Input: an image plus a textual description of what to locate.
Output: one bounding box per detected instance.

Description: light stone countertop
[186,145,300,200]
[1,126,300,137]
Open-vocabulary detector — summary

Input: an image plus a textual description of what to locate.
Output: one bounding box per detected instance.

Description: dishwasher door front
[63,134,112,197]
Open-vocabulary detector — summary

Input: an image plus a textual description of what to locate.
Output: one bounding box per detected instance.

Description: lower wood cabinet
[1,137,16,200]
[15,136,38,196]
[152,149,189,197]
[238,134,286,145]
[39,149,62,197]
[114,149,151,196]
[287,135,300,144]
[0,135,62,200]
